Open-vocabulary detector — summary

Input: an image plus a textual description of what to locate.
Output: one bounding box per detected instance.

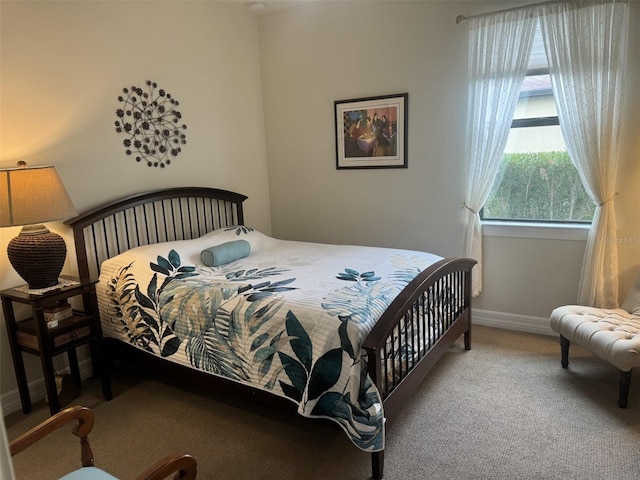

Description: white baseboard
[1,311,553,416]
[473,308,556,337]
[1,359,94,416]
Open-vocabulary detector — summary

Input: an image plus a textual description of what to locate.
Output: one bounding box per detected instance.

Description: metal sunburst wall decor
[115,80,187,168]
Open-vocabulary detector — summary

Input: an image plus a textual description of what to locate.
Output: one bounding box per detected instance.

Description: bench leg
[618,369,632,409]
[558,335,632,408]
[560,335,570,368]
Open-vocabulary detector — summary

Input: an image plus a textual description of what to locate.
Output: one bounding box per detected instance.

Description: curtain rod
[455,0,610,24]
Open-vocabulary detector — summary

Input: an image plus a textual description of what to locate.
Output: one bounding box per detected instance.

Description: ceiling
[223,0,317,15]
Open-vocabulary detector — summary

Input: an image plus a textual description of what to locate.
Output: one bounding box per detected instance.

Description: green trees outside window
[483,151,595,222]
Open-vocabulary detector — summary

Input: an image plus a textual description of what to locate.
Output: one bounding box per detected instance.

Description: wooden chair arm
[134,452,197,480]
[9,405,95,467]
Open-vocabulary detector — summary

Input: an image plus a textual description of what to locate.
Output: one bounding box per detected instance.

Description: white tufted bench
[550,277,640,408]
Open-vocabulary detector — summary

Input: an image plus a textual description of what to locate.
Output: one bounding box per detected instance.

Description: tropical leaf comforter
[96,227,443,452]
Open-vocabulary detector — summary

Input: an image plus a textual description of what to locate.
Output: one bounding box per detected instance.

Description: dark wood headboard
[65,187,248,280]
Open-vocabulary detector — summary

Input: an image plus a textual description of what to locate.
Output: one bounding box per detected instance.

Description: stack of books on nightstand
[44,301,73,329]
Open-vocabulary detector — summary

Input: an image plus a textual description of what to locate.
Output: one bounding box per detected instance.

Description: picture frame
[335,93,408,169]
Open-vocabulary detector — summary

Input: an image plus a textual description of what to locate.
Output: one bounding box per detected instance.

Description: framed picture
[335,93,408,169]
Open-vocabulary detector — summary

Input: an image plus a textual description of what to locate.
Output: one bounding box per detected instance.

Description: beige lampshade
[0,165,77,227]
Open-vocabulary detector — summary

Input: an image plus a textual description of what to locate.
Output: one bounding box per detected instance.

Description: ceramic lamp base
[7,224,67,289]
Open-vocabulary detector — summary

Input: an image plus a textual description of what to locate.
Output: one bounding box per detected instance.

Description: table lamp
[0,162,78,289]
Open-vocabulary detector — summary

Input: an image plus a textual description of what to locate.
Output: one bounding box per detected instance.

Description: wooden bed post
[464,265,473,351]
[366,347,385,479]
[372,450,384,480]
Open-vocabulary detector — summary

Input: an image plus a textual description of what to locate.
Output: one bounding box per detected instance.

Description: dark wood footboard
[363,257,476,479]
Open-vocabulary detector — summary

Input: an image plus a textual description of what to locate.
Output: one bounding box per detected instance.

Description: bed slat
[65,187,248,280]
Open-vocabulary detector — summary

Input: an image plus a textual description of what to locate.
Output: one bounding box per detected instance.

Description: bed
[66,187,475,479]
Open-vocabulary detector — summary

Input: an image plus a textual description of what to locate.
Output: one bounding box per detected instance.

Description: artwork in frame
[335,93,408,169]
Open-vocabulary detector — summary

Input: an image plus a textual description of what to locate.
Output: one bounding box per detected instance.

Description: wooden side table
[1,276,112,415]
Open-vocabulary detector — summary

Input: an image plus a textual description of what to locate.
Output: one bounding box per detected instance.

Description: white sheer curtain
[462,10,537,296]
[539,0,629,307]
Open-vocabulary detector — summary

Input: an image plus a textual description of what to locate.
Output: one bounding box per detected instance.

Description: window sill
[482,221,589,241]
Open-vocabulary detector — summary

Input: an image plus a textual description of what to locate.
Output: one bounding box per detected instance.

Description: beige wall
[0,0,271,400]
[258,0,640,318]
[260,0,469,253]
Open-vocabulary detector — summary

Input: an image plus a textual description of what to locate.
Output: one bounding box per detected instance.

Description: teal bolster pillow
[201,240,250,267]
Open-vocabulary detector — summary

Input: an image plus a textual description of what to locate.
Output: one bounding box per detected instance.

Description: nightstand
[1,276,112,415]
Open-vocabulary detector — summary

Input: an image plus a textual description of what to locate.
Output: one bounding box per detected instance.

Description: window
[481,24,595,223]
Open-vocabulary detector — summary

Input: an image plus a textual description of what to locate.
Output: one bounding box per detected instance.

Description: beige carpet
[5,325,640,480]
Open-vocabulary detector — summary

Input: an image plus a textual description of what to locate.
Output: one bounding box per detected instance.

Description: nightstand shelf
[1,276,112,415]
[15,313,94,353]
